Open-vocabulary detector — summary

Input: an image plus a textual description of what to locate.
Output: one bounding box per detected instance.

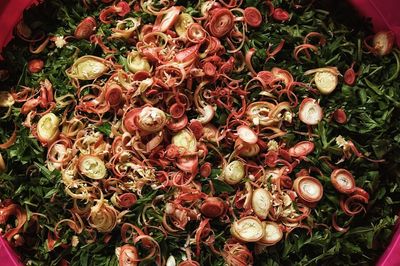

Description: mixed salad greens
[0,0,399,265]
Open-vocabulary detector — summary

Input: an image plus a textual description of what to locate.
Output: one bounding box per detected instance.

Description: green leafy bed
[0,0,399,265]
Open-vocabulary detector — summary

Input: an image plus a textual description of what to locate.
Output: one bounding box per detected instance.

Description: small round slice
[231,216,265,242]
[223,160,245,185]
[373,31,395,56]
[293,176,323,204]
[258,221,283,246]
[251,188,272,219]
[330,168,356,194]
[37,113,60,145]
[78,155,107,180]
[298,98,323,125]
[304,67,340,95]
[237,125,258,144]
[200,197,226,218]
[288,141,315,157]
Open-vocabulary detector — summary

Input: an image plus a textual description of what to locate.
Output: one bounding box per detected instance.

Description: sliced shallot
[298,98,323,125]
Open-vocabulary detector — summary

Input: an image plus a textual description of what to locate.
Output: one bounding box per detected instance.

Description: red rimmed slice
[298,98,323,125]
[200,197,226,218]
[331,169,355,194]
[258,221,283,246]
[28,59,44,73]
[167,115,188,132]
[288,141,314,157]
[169,103,185,119]
[117,193,137,208]
[176,155,198,173]
[333,108,347,124]
[203,62,216,77]
[200,162,212,177]
[244,7,262,27]
[187,23,207,43]
[293,176,323,204]
[105,84,123,107]
[208,8,234,38]
[155,6,182,33]
[272,8,290,22]
[372,31,395,56]
[123,108,141,133]
[231,216,264,242]
[189,120,203,140]
[237,125,258,144]
[344,63,356,86]
[251,188,272,219]
[74,17,97,40]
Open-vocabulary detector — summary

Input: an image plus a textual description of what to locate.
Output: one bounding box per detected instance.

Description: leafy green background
[0,0,399,265]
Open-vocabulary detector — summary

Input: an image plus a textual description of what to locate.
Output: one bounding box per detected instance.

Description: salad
[0,0,399,265]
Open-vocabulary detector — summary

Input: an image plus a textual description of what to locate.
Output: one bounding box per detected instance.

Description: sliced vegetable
[66,56,109,80]
[231,216,264,242]
[244,7,262,27]
[251,188,272,219]
[305,67,340,95]
[298,98,323,125]
[223,160,245,185]
[331,169,356,194]
[208,8,234,38]
[37,113,60,145]
[293,176,323,204]
[74,17,97,40]
[372,31,395,56]
[174,13,194,37]
[200,197,226,218]
[237,125,258,144]
[257,221,283,246]
[78,155,107,179]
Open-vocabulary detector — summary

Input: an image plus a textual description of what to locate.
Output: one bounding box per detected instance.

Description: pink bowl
[348,0,400,46]
[0,237,23,266]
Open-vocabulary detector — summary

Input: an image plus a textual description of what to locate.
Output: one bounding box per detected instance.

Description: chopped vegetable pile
[0,0,399,265]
